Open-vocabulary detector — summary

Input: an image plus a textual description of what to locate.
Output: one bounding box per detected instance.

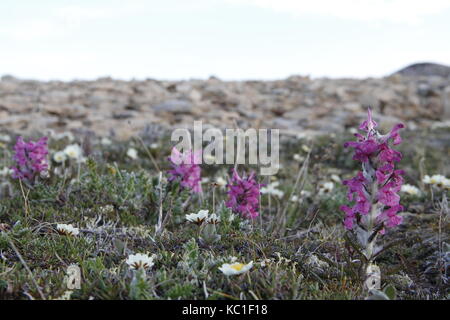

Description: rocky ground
[1,70,450,140]
[0,64,449,300]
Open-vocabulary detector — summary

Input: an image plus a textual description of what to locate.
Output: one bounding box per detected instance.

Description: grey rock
[153,99,193,114]
[393,62,450,78]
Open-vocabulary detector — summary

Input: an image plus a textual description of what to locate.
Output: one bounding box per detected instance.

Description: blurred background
[1,1,450,141]
[1,0,450,80]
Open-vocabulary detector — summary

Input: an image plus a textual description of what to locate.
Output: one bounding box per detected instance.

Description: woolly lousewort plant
[340,108,404,289]
[11,136,49,185]
[168,147,202,193]
[226,169,262,219]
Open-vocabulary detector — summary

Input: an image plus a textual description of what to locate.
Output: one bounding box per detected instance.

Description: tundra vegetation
[0,112,448,300]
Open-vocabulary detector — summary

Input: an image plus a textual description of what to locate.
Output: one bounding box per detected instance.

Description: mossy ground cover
[0,127,448,300]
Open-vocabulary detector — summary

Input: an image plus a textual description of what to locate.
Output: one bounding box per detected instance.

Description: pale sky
[1,0,450,81]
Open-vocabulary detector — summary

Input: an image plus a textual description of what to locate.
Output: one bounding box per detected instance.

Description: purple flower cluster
[340,109,405,232]
[11,136,49,184]
[168,147,202,193]
[225,169,261,219]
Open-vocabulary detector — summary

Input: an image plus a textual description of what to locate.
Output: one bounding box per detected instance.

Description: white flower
[318,182,334,195]
[126,148,138,160]
[219,261,253,276]
[423,174,450,189]
[54,132,75,142]
[186,210,209,225]
[215,176,227,188]
[56,224,80,236]
[293,154,303,162]
[0,134,11,143]
[53,151,67,163]
[64,144,83,160]
[290,195,300,203]
[431,175,450,188]
[261,181,284,198]
[201,177,210,184]
[149,143,159,150]
[100,137,112,146]
[445,179,450,189]
[207,213,220,225]
[301,145,311,153]
[430,174,446,185]
[422,175,431,184]
[330,174,341,183]
[301,190,312,198]
[0,167,13,177]
[401,184,421,196]
[126,253,155,270]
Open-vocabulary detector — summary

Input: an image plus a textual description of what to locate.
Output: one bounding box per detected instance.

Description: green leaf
[366,289,390,300]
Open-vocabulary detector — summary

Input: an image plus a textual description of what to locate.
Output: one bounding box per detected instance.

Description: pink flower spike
[168,147,202,193]
[341,108,404,243]
[225,169,262,219]
[11,136,49,185]
[359,108,378,132]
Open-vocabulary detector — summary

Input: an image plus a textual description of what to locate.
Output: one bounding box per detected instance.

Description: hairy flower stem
[212,185,216,213]
[365,180,378,260]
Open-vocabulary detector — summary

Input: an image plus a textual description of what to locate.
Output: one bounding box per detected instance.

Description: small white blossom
[0,134,11,143]
[54,132,75,142]
[330,174,341,183]
[149,143,159,150]
[100,137,112,145]
[293,154,303,162]
[318,182,334,195]
[126,148,138,160]
[186,210,209,225]
[53,151,67,163]
[0,167,13,177]
[215,176,227,188]
[56,224,80,236]
[64,144,83,160]
[201,177,210,184]
[401,184,421,196]
[301,145,311,153]
[261,181,284,198]
[423,174,450,189]
[301,190,312,198]
[219,261,253,276]
[126,253,155,270]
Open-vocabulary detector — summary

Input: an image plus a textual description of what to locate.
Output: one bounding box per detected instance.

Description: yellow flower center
[230,263,245,271]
